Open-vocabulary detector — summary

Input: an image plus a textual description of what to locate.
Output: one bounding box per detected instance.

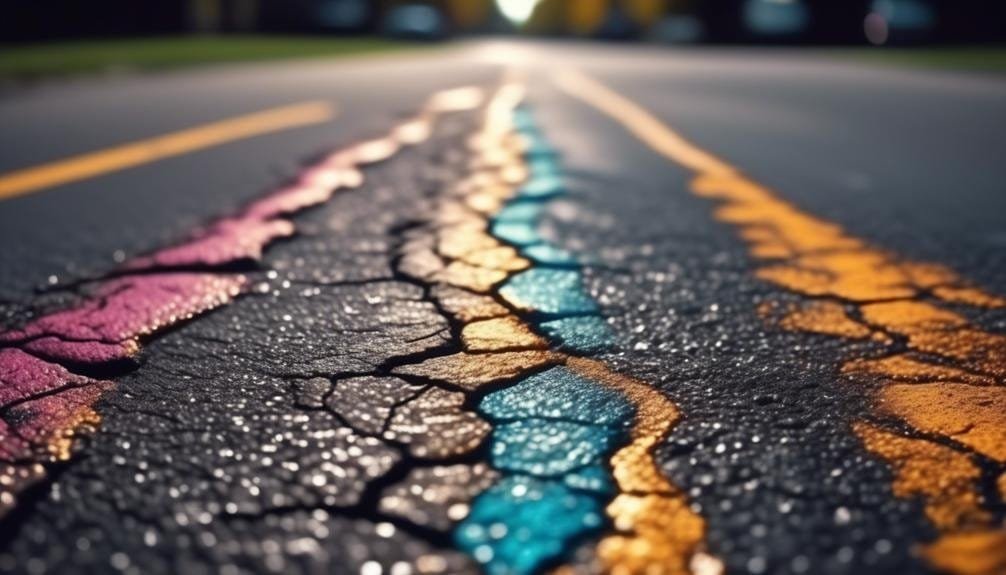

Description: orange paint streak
[860,301,1005,379]
[880,384,1006,462]
[778,301,873,340]
[842,354,996,387]
[557,68,1006,573]
[855,423,989,530]
[922,531,1006,575]
[568,357,718,575]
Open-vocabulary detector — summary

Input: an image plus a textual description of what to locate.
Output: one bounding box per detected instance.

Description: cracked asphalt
[1,41,1005,575]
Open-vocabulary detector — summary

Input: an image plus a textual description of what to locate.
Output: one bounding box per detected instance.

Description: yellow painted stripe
[555,70,735,176]
[557,67,1006,575]
[0,100,336,201]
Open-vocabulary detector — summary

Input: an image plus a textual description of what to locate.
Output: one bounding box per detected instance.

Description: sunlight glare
[496,0,541,26]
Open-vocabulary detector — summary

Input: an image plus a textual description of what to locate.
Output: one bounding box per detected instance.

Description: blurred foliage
[0,36,416,80]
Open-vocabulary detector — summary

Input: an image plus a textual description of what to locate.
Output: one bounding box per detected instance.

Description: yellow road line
[0,100,336,201]
[557,67,1006,575]
[555,70,736,177]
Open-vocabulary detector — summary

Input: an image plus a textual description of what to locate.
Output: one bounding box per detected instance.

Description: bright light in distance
[496,0,540,26]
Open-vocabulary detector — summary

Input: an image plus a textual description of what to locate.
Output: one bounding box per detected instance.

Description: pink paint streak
[0,349,110,462]
[127,218,294,270]
[2,273,245,363]
[0,348,95,408]
[0,106,440,518]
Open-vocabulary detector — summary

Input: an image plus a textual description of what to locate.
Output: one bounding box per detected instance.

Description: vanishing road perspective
[2,2,1006,575]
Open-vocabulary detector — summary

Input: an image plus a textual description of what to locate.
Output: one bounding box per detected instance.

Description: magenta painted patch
[243,184,334,220]
[0,420,31,462]
[22,337,138,365]
[128,218,294,270]
[7,382,110,444]
[3,273,245,363]
[0,108,436,518]
[0,348,93,409]
[0,349,110,461]
[296,164,361,189]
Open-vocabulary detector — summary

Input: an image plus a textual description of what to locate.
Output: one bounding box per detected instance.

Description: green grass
[0,35,420,80]
[832,47,1006,73]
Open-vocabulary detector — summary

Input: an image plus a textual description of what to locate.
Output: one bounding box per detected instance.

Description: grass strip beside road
[832,47,1006,73]
[0,35,418,80]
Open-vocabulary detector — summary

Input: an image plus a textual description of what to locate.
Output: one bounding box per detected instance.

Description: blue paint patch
[492,419,617,476]
[454,106,626,575]
[527,157,562,179]
[492,221,541,248]
[518,175,564,200]
[540,316,615,355]
[495,200,544,224]
[459,367,632,574]
[500,268,598,316]
[512,108,538,134]
[481,366,631,425]
[521,136,560,160]
[564,464,616,495]
[522,244,579,267]
[455,475,604,575]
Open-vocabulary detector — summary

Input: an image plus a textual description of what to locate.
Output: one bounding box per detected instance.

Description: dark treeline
[697,0,1006,43]
[2,0,1003,45]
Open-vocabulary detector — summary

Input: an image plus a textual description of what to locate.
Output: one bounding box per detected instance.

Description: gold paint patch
[599,494,708,575]
[437,221,499,260]
[779,301,873,340]
[859,301,968,333]
[555,68,1006,575]
[461,317,546,352]
[923,531,1006,575]
[880,384,1006,462]
[842,355,996,386]
[932,286,1006,308]
[459,245,529,273]
[855,422,988,530]
[568,357,717,575]
[427,76,718,573]
[393,350,560,391]
[437,261,510,293]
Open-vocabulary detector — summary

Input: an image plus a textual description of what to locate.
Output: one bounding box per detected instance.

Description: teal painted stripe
[454,106,622,574]
[496,106,614,351]
[455,367,632,574]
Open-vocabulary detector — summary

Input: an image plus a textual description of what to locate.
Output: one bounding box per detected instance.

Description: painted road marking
[0,85,484,519]
[557,68,1006,575]
[390,82,719,574]
[0,101,336,201]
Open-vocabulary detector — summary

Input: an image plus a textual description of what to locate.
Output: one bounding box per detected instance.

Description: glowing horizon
[495,0,541,26]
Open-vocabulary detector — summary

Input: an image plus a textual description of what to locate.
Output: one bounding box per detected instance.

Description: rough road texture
[2,73,1004,575]
[0,104,488,575]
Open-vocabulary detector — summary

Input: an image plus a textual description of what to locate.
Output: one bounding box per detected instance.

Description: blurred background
[1,0,1005,80]
[5,0,1005,44]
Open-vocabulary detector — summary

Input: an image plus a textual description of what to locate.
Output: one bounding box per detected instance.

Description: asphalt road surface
[1,40,1004,575]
